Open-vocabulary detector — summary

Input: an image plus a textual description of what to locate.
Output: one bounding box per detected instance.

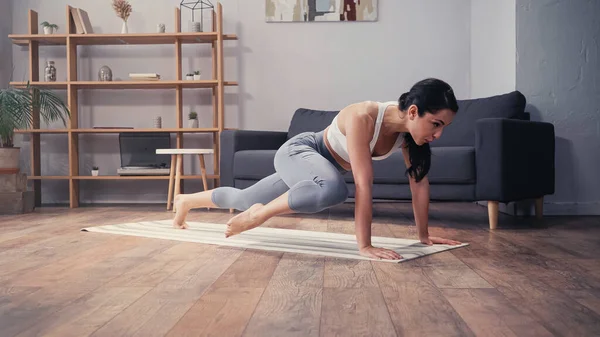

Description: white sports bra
[326,101,403,163]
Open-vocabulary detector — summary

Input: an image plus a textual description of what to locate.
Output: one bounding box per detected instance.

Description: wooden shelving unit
[9,4,236,208]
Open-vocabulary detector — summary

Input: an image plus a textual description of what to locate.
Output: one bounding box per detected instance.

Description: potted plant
[91,166,99,176]
[193,70,201,80]
[0,83,70,174]
[188,111,198,128]
[40,21,59,35]
[185,73,194,81]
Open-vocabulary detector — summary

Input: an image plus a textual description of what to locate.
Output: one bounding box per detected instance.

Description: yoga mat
[81,220,468,263]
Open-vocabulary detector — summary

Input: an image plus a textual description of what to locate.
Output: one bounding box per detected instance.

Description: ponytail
[398,79,458,183]
[402,131,431,183]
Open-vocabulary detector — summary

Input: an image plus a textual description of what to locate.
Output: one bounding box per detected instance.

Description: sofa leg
[535,197,543,219]
[488,201,499,230]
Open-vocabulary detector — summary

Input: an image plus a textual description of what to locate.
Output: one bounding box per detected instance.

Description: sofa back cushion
[287,91,526,146]
[432,90,527,147]
[287,108,338,139]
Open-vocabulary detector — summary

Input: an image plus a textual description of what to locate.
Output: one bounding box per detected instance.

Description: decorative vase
[157,23,166,33]
[193,73,201,80]
[188,119,199,128]
[0,147,21,174]
[44,61,56,82]
[189,21,202,32]
[121,20,128,34]
[186,75,194,81]
[153,116,162,128]
[91,169,99,176]
[43,26,54,35]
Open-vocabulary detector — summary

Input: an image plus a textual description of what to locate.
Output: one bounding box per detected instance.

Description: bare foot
[173,194,190,229]
[225,203,264,238]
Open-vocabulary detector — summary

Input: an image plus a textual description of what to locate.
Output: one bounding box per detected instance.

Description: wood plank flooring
[0,202,599,336]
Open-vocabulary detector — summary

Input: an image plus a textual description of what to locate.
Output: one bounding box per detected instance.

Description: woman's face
[407,105,455,145]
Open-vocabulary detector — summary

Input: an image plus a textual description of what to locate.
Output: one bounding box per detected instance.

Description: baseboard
[476,200,600,216]
[541,202,600,216]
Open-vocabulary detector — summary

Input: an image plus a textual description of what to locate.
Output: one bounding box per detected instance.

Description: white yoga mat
[81,220,468,263]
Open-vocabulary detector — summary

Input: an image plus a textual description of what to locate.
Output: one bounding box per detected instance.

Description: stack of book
[129,73,161,81]
[70,7,94,34]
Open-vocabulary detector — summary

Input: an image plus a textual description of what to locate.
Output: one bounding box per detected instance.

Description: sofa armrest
[220,130,288,187]
[475,118,555,202]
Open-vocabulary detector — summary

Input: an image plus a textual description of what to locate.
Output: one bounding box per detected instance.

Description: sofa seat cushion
[233,150,276,180]
[344,146,475,184]
[234,147,475,185]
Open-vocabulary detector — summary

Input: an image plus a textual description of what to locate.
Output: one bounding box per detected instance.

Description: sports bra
[326,101,403,163]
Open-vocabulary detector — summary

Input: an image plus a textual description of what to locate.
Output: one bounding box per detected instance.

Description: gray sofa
[220,91,555,228]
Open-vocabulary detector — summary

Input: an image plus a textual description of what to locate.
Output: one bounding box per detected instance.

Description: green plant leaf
[0,85,70,147]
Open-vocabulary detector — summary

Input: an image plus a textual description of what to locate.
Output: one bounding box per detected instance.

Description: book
[70,8,85,34]
[70,7,94,34]
[77,8,94,34]
[129,73,161,78]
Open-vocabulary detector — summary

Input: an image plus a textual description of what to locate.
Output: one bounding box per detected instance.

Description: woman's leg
[173,172,290,228]
[225,133,348,237]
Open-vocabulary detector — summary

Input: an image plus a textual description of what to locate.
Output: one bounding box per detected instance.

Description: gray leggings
[211,130,349,213]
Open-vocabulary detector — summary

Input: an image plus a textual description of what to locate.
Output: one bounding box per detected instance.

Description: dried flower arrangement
[112,0,133,22]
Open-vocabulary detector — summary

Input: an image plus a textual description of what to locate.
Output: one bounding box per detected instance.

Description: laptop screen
[119,133,171,168]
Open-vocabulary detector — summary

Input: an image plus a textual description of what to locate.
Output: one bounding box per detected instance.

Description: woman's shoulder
[339,101,379,119]
[336,101,379,132]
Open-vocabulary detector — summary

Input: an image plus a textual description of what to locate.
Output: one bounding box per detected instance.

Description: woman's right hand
[359,245,402,260]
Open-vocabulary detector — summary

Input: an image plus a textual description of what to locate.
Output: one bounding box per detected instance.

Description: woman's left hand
[420,236,462,246]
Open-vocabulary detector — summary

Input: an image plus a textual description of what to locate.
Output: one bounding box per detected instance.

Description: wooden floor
[1,202,599,337]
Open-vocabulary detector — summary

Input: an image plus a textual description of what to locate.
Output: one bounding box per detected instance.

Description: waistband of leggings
[314,130,347,173]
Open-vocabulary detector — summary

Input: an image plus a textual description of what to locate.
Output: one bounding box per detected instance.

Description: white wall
[517,0,600,215]
[11,0,471,204]
[470,0,516,98]
[0,0,12,87]
[238,0,471,130]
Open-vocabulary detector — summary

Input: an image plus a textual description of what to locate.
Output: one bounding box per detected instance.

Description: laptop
[117,132,172,176]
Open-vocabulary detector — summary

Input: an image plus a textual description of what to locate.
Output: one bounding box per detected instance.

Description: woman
[173,78,462,260]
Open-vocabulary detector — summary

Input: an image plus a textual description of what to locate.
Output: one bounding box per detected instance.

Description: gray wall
[517,0,600,215]
[11,0,472,204]
[470,0,515,98]
[0,0,12,87]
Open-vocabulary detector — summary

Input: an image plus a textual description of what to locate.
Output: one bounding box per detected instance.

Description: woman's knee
[288,178,348,213]
[318,179,349,207]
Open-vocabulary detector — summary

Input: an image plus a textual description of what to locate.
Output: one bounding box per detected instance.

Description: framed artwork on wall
[266,0,378,22]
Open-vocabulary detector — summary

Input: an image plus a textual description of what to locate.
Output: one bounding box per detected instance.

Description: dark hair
[399,78,459,182]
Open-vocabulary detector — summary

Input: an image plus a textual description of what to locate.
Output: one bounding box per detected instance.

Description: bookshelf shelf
[12,4,234,208]
[73,128,220,134]
[73,175,219,180]
[14,128,219,134]
[28,175,219,180]
[9,82,69,89]
[9,32,237,46]
[10,81,238,90]
[10,34,68,46]
[14,129,69,134]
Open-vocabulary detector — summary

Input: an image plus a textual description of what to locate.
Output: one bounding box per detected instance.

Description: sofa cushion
[233,150,276,180]
[344,146,475,184]
[432,91,527,147]
[234,146,474,186]
[287,108,338,139]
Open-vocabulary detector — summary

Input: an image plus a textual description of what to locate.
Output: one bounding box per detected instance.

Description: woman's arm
[345,103,402,260]
[401,146,430,241]
[345,108,374,250]
[401,146,462,246]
